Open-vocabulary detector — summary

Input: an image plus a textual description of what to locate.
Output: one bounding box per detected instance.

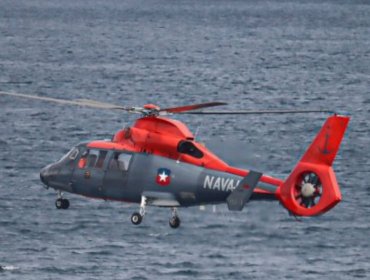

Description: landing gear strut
[130,198,181,228]
[131,196,146,225]
[169,207,180,229]
[55,191,70,210]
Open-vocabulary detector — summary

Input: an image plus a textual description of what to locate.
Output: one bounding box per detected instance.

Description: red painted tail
[278,115,350,216]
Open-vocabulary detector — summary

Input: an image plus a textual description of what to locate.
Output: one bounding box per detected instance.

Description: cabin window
[109,152,132,171]
[177,140,204,159]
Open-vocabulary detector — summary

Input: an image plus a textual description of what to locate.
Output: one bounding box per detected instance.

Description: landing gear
[55,198,70,209]
[55,191,70,210]
[169,207,180,229]
[131,212,142,225]
[131,196,146,225]
[130,198,181,228]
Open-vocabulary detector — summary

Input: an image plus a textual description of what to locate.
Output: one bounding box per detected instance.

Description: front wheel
[169,216,180,229]
[131,212,143,225]
[61,199,70,209]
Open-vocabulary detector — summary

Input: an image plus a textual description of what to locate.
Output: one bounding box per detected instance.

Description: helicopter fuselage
[40,115,281,208]
[40,142,278,207]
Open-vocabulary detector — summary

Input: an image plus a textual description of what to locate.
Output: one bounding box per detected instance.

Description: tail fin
[278,115,350,216]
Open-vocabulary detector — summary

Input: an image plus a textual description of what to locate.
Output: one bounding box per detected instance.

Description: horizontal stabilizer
[227,171,262,211]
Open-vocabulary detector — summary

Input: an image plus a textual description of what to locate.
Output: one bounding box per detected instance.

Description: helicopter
[0,91,350,228]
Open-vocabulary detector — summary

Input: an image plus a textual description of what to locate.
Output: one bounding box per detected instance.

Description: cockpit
[40,144,134,192]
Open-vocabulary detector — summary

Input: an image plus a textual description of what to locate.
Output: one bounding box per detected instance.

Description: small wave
[30,111,48,117]
[205,253,227,259]
[0,265,19,271]
[148,232,171,237]
[203,224,226,229]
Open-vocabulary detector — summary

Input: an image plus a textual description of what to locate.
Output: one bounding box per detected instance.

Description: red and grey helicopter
[1,91,350,228]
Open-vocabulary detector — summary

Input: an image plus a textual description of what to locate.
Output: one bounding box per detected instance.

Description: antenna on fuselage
[194,120,203,140]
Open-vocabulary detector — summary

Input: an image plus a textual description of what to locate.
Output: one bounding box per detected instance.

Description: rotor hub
[143,104,160,110]
[294,172,322,209]
[301,183,316,197]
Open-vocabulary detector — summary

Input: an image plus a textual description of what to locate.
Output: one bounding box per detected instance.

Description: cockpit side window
[78,149,108,169]
[109,152,132,171]
[78,150,88,169]
[87,149,99,168]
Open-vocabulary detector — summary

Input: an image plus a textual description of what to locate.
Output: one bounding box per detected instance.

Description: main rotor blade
[181,109,334,115]
[160,102,227,113]
[0,91,132,111]
[1,91,333,116]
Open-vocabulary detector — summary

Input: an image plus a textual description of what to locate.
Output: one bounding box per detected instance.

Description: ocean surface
[0,0,369,279]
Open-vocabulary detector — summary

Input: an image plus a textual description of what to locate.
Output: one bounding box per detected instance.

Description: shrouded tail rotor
[294,172,322,209]
[278,115,350,216]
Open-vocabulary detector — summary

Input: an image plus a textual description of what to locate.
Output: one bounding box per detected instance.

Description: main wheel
[61,199,70,209]
[55,198,70,209]
[131,212,143,225]
[169,216,180,229]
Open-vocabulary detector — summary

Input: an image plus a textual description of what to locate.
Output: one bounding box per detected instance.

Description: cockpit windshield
[58,147,79,163]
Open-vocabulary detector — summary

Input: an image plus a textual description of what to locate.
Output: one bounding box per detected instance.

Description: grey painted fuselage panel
[45,147,277,207]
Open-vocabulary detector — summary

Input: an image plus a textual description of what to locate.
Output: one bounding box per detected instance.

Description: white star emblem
[159,171,168,182]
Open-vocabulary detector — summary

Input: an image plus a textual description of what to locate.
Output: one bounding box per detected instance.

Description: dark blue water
[0,0,369,279]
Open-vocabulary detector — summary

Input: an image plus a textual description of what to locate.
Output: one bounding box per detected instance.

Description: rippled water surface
[0,0,369,279]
